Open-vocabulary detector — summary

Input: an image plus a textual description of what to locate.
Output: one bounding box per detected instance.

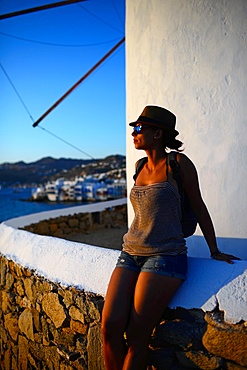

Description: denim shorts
[116,251,188,280]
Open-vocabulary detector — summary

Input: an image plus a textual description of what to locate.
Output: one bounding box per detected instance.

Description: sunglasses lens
[133,125,142,134]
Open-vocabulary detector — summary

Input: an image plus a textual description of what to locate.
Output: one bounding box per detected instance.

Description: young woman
[101,105,240,370]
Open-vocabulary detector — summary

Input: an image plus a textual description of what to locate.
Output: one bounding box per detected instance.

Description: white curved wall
[126,0,247,258]
[1,219,246,324]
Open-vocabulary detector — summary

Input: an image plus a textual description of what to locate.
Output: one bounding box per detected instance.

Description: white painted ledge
[4,198,127,228]
[0,200,246,324]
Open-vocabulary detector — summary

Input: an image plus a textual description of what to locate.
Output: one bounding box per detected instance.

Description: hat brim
[129,119,179,137]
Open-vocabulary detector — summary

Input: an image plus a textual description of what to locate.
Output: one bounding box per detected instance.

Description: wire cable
[0,62,35,122]
[0,31,122,48]
[110,0,125,28]
[0,62,95,159]
[38,126,95,159]
[77,3,124,34]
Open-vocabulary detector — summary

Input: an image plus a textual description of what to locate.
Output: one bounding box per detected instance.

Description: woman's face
[131,124,160,150]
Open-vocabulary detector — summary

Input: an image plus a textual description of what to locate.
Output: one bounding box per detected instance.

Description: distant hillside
[0,155,126,187]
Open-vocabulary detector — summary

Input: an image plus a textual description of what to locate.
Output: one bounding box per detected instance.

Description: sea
[0,187,91,223]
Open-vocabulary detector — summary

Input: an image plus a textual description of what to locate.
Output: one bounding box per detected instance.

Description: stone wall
[0,254,105,370]
[150,308,247,370]
[1,204,246,369]
[1,253,246,370]
[20,204,127,239]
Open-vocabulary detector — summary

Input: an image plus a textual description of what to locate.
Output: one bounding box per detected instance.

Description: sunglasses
[132,124,157,135]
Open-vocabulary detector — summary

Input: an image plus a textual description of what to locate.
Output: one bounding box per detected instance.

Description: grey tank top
[122,182,187,256]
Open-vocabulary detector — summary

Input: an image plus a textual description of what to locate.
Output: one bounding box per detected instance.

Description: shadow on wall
[176,257,245,302]
[187,235,247,260]
[170,256,247,323]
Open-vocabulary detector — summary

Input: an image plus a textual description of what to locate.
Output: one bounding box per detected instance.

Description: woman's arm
[177,153,240,264]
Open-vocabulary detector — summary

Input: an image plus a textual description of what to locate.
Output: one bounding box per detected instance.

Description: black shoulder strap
[167,152,184,201]
[133,154,184,194]
[133,157,148,181]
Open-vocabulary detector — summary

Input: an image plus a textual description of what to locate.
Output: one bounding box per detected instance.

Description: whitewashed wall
[126,0,247,259]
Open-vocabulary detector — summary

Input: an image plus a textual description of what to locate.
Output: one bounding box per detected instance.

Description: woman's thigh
[102,267,139,333]
[126,272,183,340]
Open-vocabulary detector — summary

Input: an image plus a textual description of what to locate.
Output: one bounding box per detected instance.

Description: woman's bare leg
[123,273,183,370]
[101,267,139,370]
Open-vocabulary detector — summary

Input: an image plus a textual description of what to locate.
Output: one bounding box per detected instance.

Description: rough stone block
[42,292,66,328]
[18,335,29,370]
[49,223,58,233]
[225,361,247,369]
[14,263,24,278]
[0,325,8,343]
[203,323,247,366]
[203,313,247,367]
[176,350,223,369]
[37,221,50,235]
[31,307,41,333]
[24,278,33,302]
[59,221,68,230]
[43,345,60,368]
[4,313,18,341]
[40,316,50,345]
[1,291,14,312]
[5,272,14,291]
[70,319,88,335]
[69,305,85,324]
[57,344,81,362]
[62,290,74,308]
[154,319,205,350]
[54,229,64,237]
[79,221,86,230]
[54,327,78,347]
[18,308,34,341]
[0,259,7,286]
[16,280,25,296]
[87,324,105,370]
[3,347,11,370]
[11,355,18,370]
[68,218,79,228]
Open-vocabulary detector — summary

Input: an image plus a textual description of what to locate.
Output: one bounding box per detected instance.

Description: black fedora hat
[129,105,179,136]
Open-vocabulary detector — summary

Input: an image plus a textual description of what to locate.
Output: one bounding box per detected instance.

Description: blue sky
[0,0,126,164]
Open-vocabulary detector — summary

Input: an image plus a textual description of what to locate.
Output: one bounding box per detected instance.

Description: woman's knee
[101,315,124,341]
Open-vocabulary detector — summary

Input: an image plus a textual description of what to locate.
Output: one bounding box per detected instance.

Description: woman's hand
[211,251,241,264]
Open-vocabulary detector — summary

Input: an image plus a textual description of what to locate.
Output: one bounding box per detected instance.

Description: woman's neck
[144,149,167,168]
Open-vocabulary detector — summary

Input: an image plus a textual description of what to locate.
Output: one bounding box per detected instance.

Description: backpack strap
[167,152,185,205]
[168,152,198,237]
[133,157,148,182]
[134,154,182,185]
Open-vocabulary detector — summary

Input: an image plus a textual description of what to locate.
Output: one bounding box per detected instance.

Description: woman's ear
[154,129,163,139]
